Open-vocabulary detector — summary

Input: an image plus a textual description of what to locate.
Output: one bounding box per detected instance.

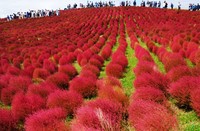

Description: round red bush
[106,63,123,78]
[89,58,103,69]
[128,100,178,131]
[96,76,122,89]
[46,72,69,89]
[33,68,50,80]
[6,66,21,76]
[169,76,200,108]
[79,69,97,79]
[25,108,68,131]
[1,87,21,105]
[71,99,122,130]
[43,59,57,74]
[166,65,192,82]
[162,53,186,72]
[134,60,158,77]
[134,72,169,95]
[12,93,46,121]
[82,64,100,76]
[0,109,17,131]
[47,90,83,115]
[131,86,167,105]
[27,82,58,99]
[98,85,128,107]
[8,76,32,92]
[69,77,97,98]
[58,64,78,79]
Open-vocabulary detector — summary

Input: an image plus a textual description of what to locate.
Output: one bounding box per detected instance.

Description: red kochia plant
[171,42,182,53]
[96,76,122,89]
[128,100,178,131]
[43,59,57,74]
[131,86,167,105]
[134,45,153,62]
[166,65,192,82]
[1,87,21,105]
[0,74,11,98]
[69,77,97,98]
[71,99,123,131]
[134,71,169,95]
[59,55,70,65]
[162,53,186,72]
[0,109,17,131]
[111,52,128,70]
[6,66,21,76]
[169,76,200,108]
[79,69,97,79]
[27,82,58,99]
[91,54,104,65]
[89,58,103,69]
[23,59,31,69]
[21,66,35,78]
[33,68,50,80]
[12,93,46,121]
[53,54,61,64]
[101,45,112,60]
[58,64,78,79]
[46,72,69,89]
[47,90,83,115]
[191,88,200,116]
[25,108,68,131]
[134,60,158,77]
[77,55,88,67]
[9,76,32,92]
[98,85,129,107]
[106,63,123,78]
[82,64,100,76]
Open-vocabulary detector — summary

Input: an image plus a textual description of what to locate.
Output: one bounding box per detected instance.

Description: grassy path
[99,35,120,78]
[120,32,138,97]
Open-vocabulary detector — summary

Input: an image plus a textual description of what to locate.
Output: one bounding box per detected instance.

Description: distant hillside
[0,7,200,131]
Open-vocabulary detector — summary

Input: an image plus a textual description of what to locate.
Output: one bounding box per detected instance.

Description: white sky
[0,0,199,18]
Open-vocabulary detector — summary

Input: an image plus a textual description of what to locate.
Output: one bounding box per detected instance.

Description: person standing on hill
[178,2,181,10]
[163,1,168,8]
[171,3,174,9]
[158,1,161,8]
[133,0,136,6]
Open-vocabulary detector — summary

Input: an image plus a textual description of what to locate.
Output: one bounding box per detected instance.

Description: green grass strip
[170,100,200,131]
[150,52,166,74]
[0,102,11,110]
[185,58,195,68]
[73,61,81,74]
[99,35,120,78]
[120,35,138,97]
[99,59,110,78]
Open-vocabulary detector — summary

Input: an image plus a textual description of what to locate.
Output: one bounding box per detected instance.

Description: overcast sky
[0,0,199,18]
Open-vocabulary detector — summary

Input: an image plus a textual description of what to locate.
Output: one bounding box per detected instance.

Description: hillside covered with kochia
[0,7,200,131]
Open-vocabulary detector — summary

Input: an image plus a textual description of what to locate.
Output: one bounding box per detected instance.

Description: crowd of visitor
[65,1,115,9]
[6,1,200,21]
[7,9,60,21]
[189,3,200,11]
